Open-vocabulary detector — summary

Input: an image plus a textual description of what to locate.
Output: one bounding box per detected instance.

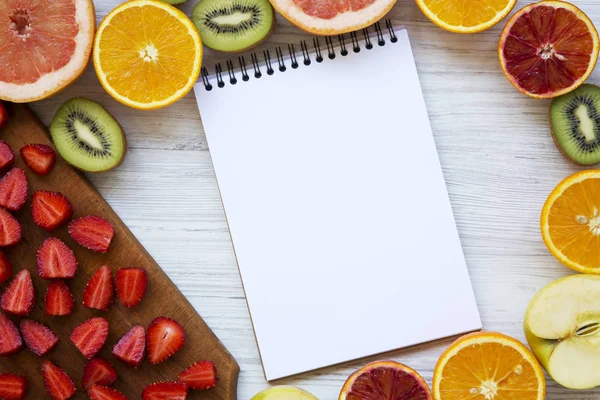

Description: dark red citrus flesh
[502,5,595,96]
[0,0,78,85]
[346,367,430,400]
[292,0,376,19]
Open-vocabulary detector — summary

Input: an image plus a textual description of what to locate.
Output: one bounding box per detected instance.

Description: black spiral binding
[200,19,398,91]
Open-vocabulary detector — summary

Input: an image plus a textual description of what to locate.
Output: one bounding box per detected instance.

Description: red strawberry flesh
[142,381,187,400]
[112,325,145,367]
[31,190,73,231]
[36,238,78,279]
[0,103,7,131]
[45,280,74,316]
[88,384,128,400]
[1,270,34,316]
[20,144,56,175]
[147,317,185,364]
[0,141,15,172]
[83,265,114,311]
[70,317,109,359]
[0,373,26,400]
[115,267,147,308]
[69,215,114,253]
[0,312,22,355]
[82,358,118,390]
[41,360,76,400]
[0,251,12,284]
[0,168,27,211]
[20,319,59,356]
[0,208,21,246]
[178,361,218,390]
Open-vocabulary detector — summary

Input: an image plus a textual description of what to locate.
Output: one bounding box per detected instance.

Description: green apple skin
[524,274,600,390]
[159,0,188,4]
[251,386,319,400]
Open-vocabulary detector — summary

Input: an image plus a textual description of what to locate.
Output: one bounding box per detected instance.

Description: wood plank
[0,104,239,399]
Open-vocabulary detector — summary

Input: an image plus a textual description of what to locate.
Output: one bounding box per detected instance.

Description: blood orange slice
[269,0,396,35]
[499,1,599,99]
[339,361,432,400]
[0,0,95,103]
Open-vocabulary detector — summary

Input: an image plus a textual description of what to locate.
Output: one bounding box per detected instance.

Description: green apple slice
[251,386,318,400]
[525,274,600,389]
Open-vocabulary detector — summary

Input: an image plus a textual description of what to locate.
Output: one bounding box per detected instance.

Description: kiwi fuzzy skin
[548,84,600,167]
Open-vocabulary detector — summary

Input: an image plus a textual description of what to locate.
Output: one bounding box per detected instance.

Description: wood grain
[0,104,239,399]
[24,0,600,398]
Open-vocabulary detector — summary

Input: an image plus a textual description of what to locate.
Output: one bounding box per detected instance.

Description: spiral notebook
[193,22,481,381]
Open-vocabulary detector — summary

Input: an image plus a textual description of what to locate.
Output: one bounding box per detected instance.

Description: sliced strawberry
[178,361,218,390]
[41,360,76,400]
[36,238,78,279]
[0,208,21,247]
[115,268,147,308]
[45,280,74,316]
[31,191,73,231]
[147,317,185,364]
[0,312,22,355]
[0,373,26,400]
[20,319,59,356]
[0,168,27,211]
[141,382,187,400]
[1,270,34,316]
[0,103,8,131]
[70,317,109,360]
[83,266,114,311]
[112,325,145,367]
[20,144,56,175]
[0,252,12,284]
[82,358,118,390]
[88,385,128,400]
[68,216,114,253]
[0,141,15,172]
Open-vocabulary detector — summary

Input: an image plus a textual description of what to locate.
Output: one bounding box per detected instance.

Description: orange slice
[415,0,516,34]
[269,0,396,35]
[432,332,546,400]
[499,1,599,99]
[93,0,202,110]
[0,0,95,103]
[339,361,432,400]
[541,170,600,273]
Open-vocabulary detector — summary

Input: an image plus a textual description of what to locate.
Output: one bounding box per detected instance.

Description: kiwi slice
[50,98,126,173]
[550,84,600,166]
[192,0,275,53]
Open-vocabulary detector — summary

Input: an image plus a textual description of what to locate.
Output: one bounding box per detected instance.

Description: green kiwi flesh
[50,98,126,173]
[192,0,274,53]
[550,84,600,166]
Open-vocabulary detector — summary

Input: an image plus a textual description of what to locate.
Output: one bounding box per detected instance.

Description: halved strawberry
[88,385,128,400]
[115,268,147,308]
[31,191,73,231]
[0,373,26,400]
[69,216,114,253]
[0,312,22,355]
[45,280,74,316]
[70,317,109,360]
[0,168,27,211]
[20,144,56,175]
[41,360,76,400]
[20,319,59,356]
[112,325,145,367]
[0,208,21,247]
[1,270,34,316]
[36,238,78,279]
[178,361,218,390]
[0,252,12,284]
[147,317,185,364]
[83,266,114,311]
[141,382,187,400]
[0,141,15,172]
[82,358,118,390]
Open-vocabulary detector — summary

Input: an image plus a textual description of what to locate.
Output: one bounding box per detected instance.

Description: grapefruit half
[498,1,599,99]
[269,0,396,35]
[0,0,95,103]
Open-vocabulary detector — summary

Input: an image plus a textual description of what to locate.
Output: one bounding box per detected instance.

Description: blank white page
[194,28,481,381]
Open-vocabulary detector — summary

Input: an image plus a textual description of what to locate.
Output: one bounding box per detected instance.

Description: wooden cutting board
[0,104,239,399]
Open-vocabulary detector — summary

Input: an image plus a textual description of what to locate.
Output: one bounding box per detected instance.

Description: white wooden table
[30,0,600,398]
